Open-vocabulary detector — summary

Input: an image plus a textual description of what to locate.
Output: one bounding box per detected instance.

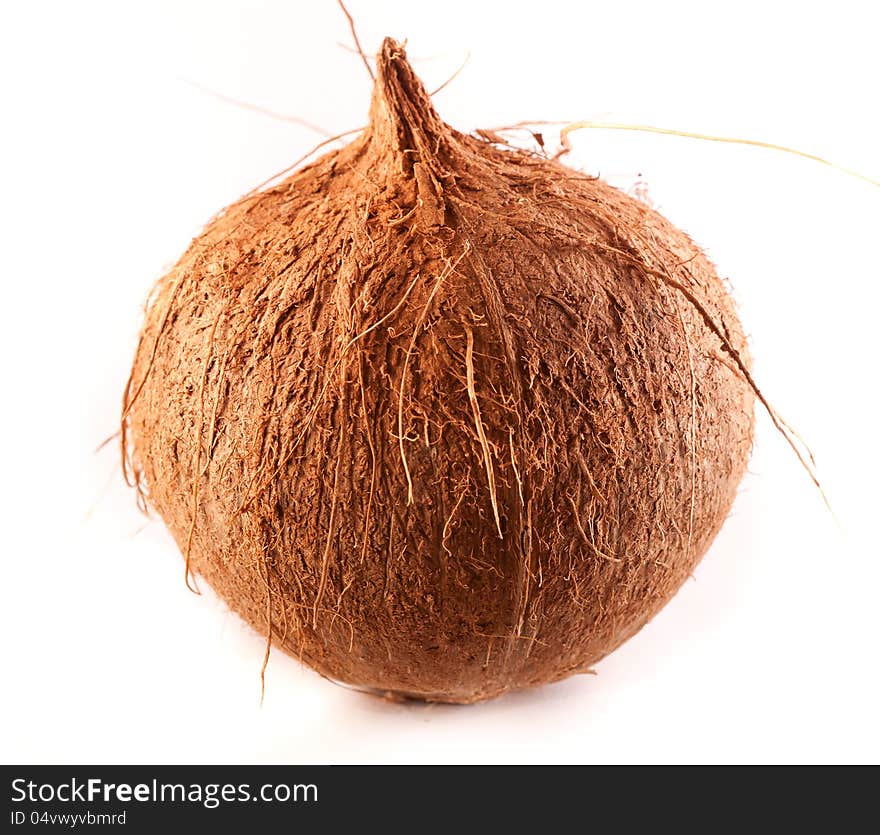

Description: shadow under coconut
[256,669,598,763]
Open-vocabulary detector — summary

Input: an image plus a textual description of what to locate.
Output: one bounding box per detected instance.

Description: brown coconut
[122,38,755,703]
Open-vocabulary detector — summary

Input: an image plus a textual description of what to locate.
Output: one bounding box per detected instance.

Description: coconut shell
[123,39,754,703]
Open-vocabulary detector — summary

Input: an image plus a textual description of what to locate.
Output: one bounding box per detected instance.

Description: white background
[2,0,878,764]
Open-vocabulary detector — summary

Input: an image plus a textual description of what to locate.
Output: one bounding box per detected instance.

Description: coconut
[123,38,754,703]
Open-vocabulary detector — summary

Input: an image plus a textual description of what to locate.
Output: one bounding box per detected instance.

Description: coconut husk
[122,39,754,703]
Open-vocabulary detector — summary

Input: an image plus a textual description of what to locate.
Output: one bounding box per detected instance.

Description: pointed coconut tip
[367,37,450,162]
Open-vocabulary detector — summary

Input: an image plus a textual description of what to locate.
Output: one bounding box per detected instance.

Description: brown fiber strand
[428,50,471,97]
[585,235,826,506]
[258,554,274,707]
[654,263,825,503]
[337,0,375,82]
[465,325,503,538]
[124,38,758,703]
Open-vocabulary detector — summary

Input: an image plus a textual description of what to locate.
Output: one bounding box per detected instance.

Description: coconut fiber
[122,39,755,703]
